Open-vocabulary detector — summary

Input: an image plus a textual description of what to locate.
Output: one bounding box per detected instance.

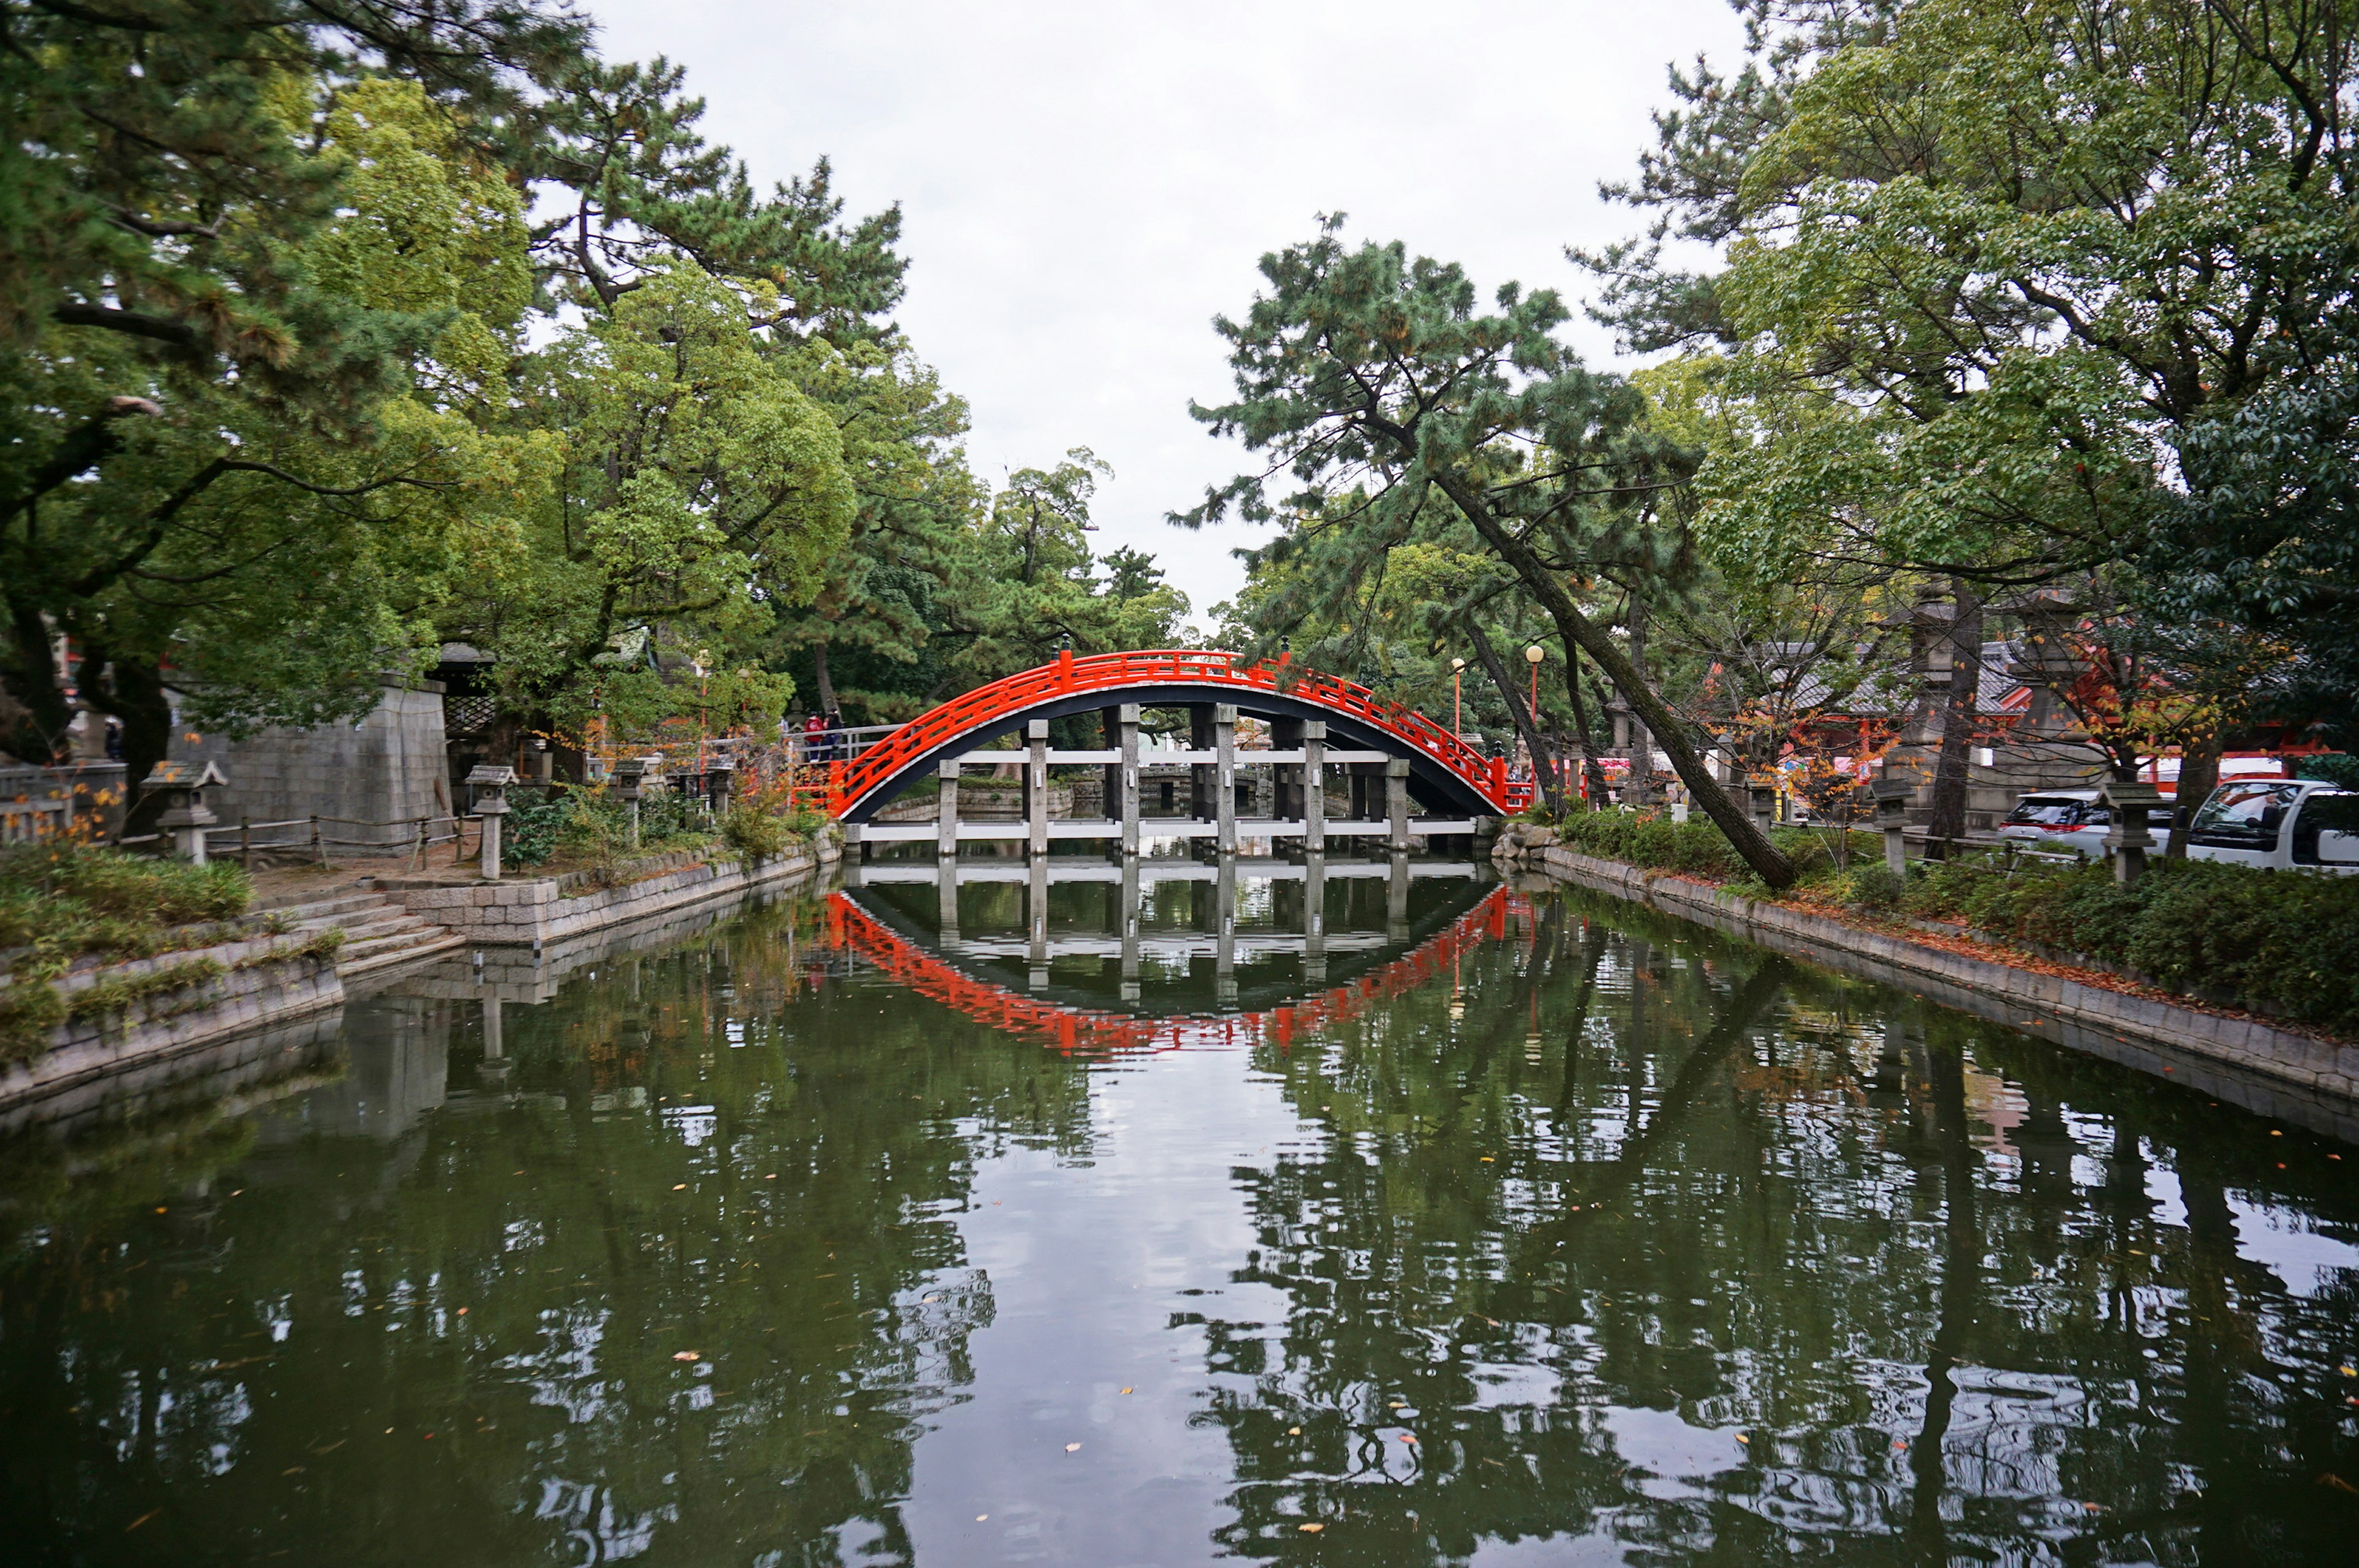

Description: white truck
[2184,779,2359,873]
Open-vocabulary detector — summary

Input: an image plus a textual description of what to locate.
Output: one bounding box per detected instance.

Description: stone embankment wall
[376,832,839,946]
[1,934,344,1124]
[1494,822,2359,1134]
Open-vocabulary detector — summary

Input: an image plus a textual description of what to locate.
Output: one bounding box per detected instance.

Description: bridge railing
[826,649,1516,816]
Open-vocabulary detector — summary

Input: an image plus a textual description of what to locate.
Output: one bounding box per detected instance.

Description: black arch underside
[840,682,1494,822]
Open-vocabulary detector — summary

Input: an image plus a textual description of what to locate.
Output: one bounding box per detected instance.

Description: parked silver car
[1998,790,2175,860]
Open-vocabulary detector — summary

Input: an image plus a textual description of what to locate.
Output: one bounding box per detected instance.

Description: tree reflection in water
[0,870,2353,1566]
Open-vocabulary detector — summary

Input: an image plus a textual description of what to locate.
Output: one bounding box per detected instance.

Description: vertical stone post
[1027,851,1050,988]
[1303,850,1328,986]
[1386,849,1411,942]
[1871,776,1914,878]
[1119,851,1141,1002]
[1118,703,1141,856]
[1215,851,1237,1007]
[466,765,516,882]
[708,760,735,819]
[937,860,960,940]
[2100,779,2164,886]
[1027,718,1050,858]
[477,992,511,1088]
[1214,704,1237,856]
[937,757,961,859]
[1385,757,1412,852]
[1750,781,1778,840]
[1302,721,1326,854]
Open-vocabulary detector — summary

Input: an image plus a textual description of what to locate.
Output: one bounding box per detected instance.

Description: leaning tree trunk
[1432,472,1796,887]
[2166,731,2221,859]
[1563,650,1611,808]
[1925,580,1982,857]
[1466,621,1563,816]
[2,605,76,764]
[810,639,838,715]
[1624,597,1654,806]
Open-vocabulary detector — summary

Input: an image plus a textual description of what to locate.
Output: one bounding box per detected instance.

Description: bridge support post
[1304,850,1327,986]
[1215,704,1237,856]
[1119,852,1140,1002]
[1302,721,1326,854]
[938,863,960,940]
[1028,852,1049,988]
[1215,851,1237,1007]
[1027,719,1049,857]
[1385,757,1412,852]
[1118,703,1140,856]
[1387,850,1410,942]
[937,758,960,859]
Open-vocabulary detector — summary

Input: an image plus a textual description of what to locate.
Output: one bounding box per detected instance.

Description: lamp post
[2099,778,2165,885]
[1524,645,1544,795]
[612,756,646,849]
[1450,657,1466,740]
[141,761,225,865]
[1869,774,1915,877]
[467,764,517,881]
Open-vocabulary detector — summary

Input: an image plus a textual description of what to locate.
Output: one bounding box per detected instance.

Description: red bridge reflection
[822,885,1527,1055]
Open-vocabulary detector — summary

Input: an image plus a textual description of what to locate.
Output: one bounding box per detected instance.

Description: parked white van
[2186,779,2359,873]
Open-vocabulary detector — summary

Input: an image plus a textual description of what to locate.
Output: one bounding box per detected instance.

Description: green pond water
[3,860,2358,1566]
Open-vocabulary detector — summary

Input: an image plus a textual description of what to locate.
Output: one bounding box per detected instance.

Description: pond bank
[1498,831,2359,1139]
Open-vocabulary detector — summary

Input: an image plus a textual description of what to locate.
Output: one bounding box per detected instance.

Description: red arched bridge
[816,649,1532,846]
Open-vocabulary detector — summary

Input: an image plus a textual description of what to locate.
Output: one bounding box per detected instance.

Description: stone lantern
[2099,778,2166,885]
[611,756,647,849]
[141,760,225,865]
[466,764,518,881]
[707,758,735,816]
[1869,774,1916,876]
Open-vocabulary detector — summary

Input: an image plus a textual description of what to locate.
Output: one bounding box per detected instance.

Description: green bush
[719,800,796,860]
[1835,864,1905,915]
[1904,854,2359,1036]
[0,844,249,960]
[500,784,715,869]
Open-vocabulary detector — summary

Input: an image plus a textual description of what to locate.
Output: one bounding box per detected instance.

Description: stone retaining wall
[1,940,345,1123]
[1502,833,2359,1136]
[375,833,839,947]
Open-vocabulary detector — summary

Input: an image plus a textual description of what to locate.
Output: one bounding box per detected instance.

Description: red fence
[824,649,1527,817]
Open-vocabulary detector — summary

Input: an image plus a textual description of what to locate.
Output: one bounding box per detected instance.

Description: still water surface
[4,860,2357,1565]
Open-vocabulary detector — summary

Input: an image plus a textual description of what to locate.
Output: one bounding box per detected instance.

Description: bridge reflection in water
[836,854,1503,1053]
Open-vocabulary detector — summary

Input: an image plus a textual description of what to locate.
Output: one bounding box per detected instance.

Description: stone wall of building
[173,681,453,851]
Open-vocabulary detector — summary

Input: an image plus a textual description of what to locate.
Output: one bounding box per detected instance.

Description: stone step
[316,912,432,944]
[262,892,390,922]
[340,929,467,975]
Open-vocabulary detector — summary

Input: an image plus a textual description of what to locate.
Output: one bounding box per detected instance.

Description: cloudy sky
[590,1,1745,629]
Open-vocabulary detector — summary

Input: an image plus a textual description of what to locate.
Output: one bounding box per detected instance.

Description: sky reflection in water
[2,859,2357,1566]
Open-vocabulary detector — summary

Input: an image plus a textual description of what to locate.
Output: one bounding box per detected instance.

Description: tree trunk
[2,607,74,763]
[1624,597,1653,806]
[1563,651,1611,808]
[1925,580,1982,856]
[811,639,838,714]
[81,647,174,834]
[1465,621,1562,815]
[2166,732,2221,859]
[1431,472,1796,887]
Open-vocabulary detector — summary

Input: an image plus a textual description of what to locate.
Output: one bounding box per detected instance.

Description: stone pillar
[938,865,960,941]
[1385,757,1412,852]
[1302,721,1326,853]
[1215,851,1237,1007]
[1118,703,1141,856]
[612,757,646,850]
[1189,704,1217,822]
[1028,852,1050,988]
[1387,850,1411,942]
[1214,704,1237,856]
[2100,779,2164,886]
[1303,850,1328,986]
[466,765,517,882]
[1119,852,1141,1002]
[1871,776,1913,877]
[937,757,961,859]
[1027,718,1050,857]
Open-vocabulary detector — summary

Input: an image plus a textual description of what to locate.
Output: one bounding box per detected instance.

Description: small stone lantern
[708,758,735,816]
[1869,774,1915,877]
[1748,779,1780,837]
[141,760,225,865]
[611,757,647,849]
[466,764,518,881]
[2099,778,2166,885]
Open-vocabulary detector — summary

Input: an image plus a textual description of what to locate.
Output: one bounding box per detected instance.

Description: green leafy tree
[1180,222,1796,884]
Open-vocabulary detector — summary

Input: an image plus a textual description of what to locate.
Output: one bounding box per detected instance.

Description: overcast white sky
[589,1,1745,630]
